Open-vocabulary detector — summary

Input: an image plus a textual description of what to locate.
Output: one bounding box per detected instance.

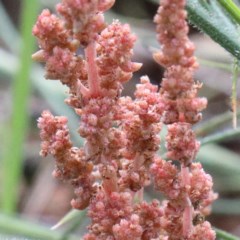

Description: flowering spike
[33,0,216,238]
[151,0,217,239]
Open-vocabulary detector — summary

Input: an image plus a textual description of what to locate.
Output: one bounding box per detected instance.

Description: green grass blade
[198,144,240,176]
[59,211,86,240]
[0,214,79,240]
[215,227,240,240]
[2,0,40,213]
[52,209,86,230]
[200,128,240,145]
[187,0,240,60]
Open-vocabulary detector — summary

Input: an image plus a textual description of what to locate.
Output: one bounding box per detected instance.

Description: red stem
[85,41,101,97]
[181,166,193,238]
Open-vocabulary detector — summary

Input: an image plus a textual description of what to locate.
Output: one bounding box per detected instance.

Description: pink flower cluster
[33,0,217,239]
[151,0,217,239]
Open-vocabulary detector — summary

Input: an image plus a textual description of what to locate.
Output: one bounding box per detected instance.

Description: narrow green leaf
[2,0,40,213]
[218,0,240,24]
[200,128,240,145]
[51,209,85,230]
[215,227,240,240]
[198,144,240,176]
[187,0,240,60]
[0,214,79,240]
[52,209,86,240]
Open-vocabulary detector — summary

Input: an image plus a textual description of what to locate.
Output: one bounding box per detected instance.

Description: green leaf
[198,144,240,176]
[200,128,240,145]
[187,0,240,60]
[0,214,79,240]
[1,0,40,214]
[51,209,85,230]
[215,227,240,240]
[52,209,86,240]
[218,0,240,24]
[149,0,240,60]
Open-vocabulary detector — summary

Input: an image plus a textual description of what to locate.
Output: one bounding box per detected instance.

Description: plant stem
[85,41,101,97]
[2,0,39,213]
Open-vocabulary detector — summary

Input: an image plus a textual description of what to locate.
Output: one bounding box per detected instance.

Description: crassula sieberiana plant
[32,0,217,239]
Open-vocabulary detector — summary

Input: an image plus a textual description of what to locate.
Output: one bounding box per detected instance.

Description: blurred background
[1,0,240,239]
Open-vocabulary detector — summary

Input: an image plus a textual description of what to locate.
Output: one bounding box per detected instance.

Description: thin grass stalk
[2,0,39,213]
[232,59,239,129]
